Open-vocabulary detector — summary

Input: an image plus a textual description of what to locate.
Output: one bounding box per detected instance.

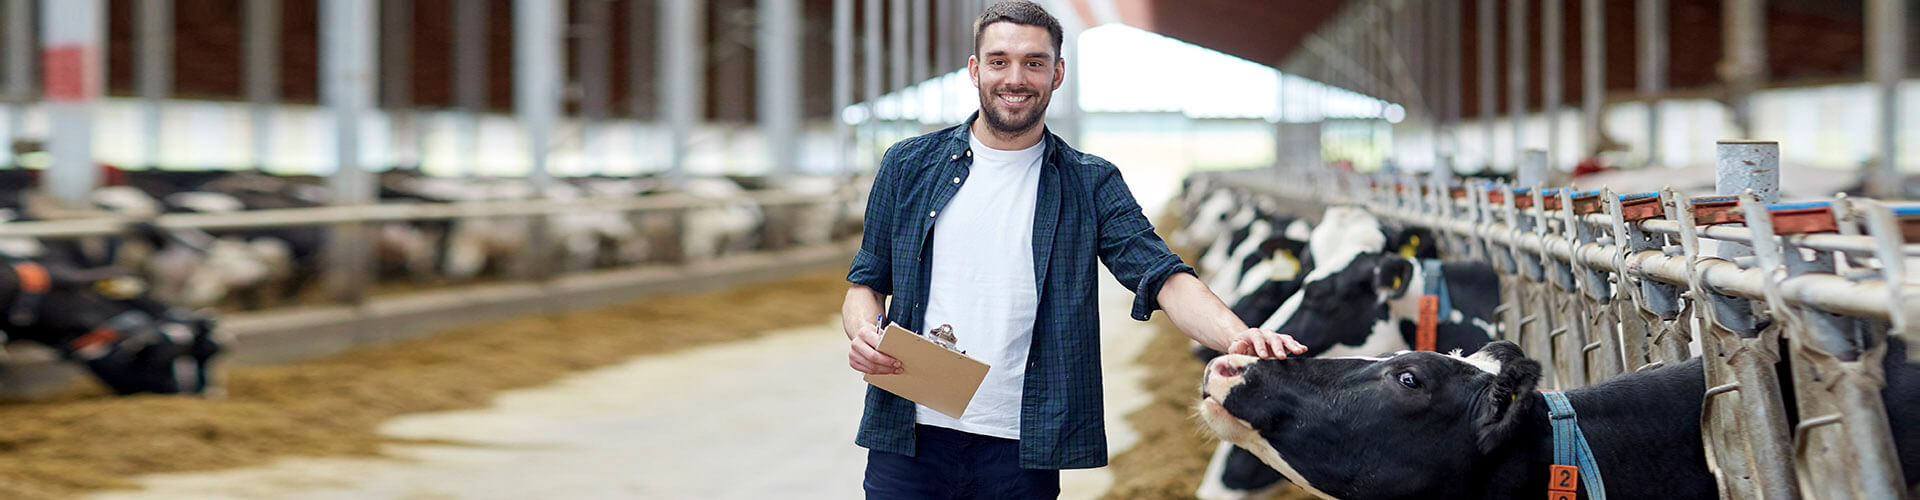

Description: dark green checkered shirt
[847,114,1195,470]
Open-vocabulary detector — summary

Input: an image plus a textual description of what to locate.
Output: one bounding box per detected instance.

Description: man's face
[969,22,1063,137]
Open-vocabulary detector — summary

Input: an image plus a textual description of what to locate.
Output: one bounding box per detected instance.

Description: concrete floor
[93,273,1156,500]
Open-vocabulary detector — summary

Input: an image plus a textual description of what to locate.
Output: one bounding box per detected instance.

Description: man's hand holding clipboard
[859,323,989,419]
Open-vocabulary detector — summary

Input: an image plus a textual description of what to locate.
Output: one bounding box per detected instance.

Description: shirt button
[950,154,958,160]
[952,177,960,184]
[929,211,937,218]
[965,150,972,157]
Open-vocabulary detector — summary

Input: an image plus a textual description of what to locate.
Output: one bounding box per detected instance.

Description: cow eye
[1397,371,1420,389]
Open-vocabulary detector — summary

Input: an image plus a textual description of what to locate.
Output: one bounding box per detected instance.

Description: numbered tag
[1549,464,1579,493]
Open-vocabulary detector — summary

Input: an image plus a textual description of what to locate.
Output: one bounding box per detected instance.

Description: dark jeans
[864,425,1061,499]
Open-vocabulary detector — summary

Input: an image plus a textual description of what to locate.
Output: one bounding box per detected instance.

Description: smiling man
[840,2,1307,498]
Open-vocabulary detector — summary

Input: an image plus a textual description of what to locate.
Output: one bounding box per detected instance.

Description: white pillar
[833,0,855,175]
[759,0,800,175]
[246,0,280,170]
[41,0,104,205]
[3,0,32,168]
[321,0,377,303]
[138,0,172,169]
[515,0,562,189]
[661,0,706,183]
[454,0,487,176]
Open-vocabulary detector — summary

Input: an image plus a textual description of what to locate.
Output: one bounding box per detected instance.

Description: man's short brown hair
[973,1,1064,59]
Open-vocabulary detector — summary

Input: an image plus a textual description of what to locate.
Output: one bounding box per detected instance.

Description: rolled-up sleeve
[846,144,904,296]
[1091,166,1196,321]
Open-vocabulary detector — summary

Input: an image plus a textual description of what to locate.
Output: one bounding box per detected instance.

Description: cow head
[1198,342,1540,499]
[1,262,224,395]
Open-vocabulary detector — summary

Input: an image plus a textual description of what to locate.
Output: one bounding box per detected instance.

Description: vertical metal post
[759,0,799,175]
[454,0,487,176]
[321,0,376,304]
[1446,0,1462,163]
[627,0,655,124]
[581,0,612,174]
[1541,0,1561,171]
[1638,0,1666,166]
[2,0,31,167]
[1582,0,1603,162]
[382,0,414,169]
[1721,0,1764,139]
[833,0,854,175]
[1506,0,1527,172]
[1714,140,1779,258]
[1868,0,1905,199]
[517,0,561,190]
[41,0,103,205]
[246,0,281,171]
[910,0,928,86]
[889,0,907,123]
[659,0,705,183]
[864,0,882,171]
[1478,0,1495,171]
[139,0,173,169]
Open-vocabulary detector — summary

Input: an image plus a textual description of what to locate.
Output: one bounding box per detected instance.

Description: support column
[381,0,415,169]
[1721,0,1765,139]
[1541,0,1561,171]
[321,0,377,303]
[628,0,657,171]
[454,0,487,176]
[41,0,104,206]
[659,0,705,183]
[3,0,32,168]
[1478,0,1495,171]
[863,0,882,171]
[889,0,907,125]
[246,0,280,171]
[1639,0,1666,166]
[515,0,563,280]
[833,0,854,175]
[1507,0,1527,172]
[1582,0,1604,161]
[758,0,799,175]
[139,0,173,169]
[1869,0,1905,198]
[581,0,612,174]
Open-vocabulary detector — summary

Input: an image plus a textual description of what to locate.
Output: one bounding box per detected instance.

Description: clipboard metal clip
[927,324,963,354]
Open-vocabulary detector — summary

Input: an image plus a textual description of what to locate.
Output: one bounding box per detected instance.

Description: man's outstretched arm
[1156,272,1305,359]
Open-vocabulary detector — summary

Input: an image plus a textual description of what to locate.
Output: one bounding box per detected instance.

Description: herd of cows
[1168,175,1920,499]
[0,168,863,398]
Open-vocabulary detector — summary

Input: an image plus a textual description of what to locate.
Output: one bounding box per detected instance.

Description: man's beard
[978,86,1049,137]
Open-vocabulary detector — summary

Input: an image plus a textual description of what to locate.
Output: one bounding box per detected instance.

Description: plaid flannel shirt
[847,114,1195,470]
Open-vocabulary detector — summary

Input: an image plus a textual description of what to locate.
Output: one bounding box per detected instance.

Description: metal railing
[1206,142,1917,499]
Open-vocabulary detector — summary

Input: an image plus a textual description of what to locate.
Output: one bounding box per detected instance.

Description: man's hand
[1227,328,1308,359]
[848,321,902,375]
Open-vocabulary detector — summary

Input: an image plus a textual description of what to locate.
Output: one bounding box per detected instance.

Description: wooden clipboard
[862,323,989,418]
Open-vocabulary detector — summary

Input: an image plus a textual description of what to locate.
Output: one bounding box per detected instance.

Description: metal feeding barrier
[1210,140,1920,499]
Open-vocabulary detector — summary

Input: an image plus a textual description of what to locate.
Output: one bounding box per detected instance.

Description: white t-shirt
[914,134,1045,439]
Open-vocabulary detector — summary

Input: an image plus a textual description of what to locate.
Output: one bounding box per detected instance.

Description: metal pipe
[1478,0,1495,171]
[1637,0,1666,166]
[1721,0,1765,139]
[1869,0,1905,199]
[1581,0,1603,162]
[246,0,280,171]
[41,0,104,206]
[834,0,855,175]
[1507,0,1527,172]
[139,0,173,169]
[889,0,907,106]
[911,0,928,85]
[1541,0,1561,172]
[382,0,416,169]
[759,0,800,175]
[454,0,487,176]
[2,0,31,167]
[659,0,705,184]
[321,0,377,303]
[581,0,614,175]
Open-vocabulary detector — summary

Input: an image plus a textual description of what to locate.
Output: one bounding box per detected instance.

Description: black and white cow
[0,258,223,395]
[1197,340,1920,499]
[1199,207,1500,499]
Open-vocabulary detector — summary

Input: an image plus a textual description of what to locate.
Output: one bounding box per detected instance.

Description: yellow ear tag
[1398,235,1421,258]
[1391,276,1403,290]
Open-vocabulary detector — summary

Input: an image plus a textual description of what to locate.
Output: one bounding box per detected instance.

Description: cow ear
[1474,354,1541,454]
[1372,256,1414,298]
